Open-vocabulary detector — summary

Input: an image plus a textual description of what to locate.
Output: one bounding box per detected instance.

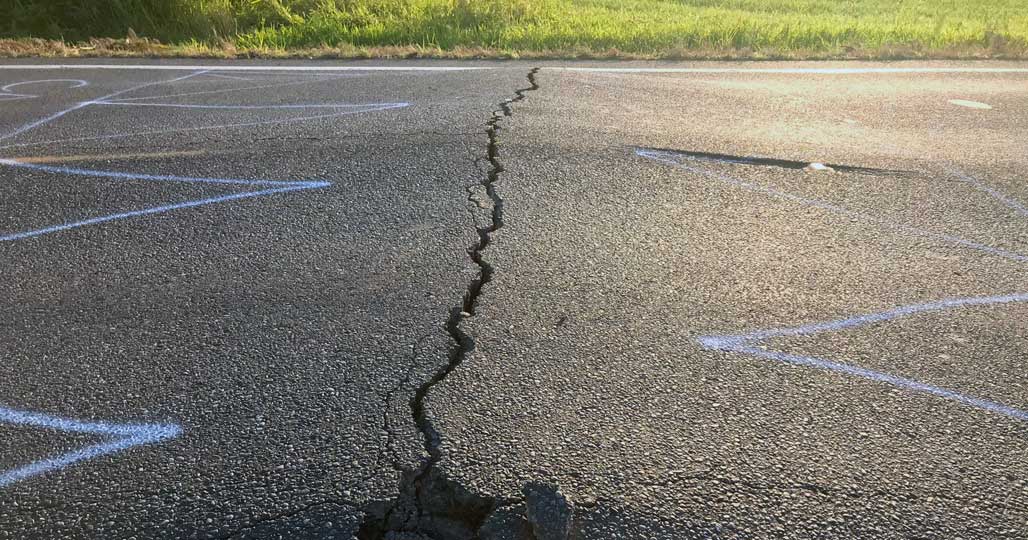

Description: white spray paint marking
[0,71,205,142]
[697,294,1028,423]
[107,73,358,102]
[202,72,254,81]
[0,158,334,242]
[91,101,406,110]
[0,406,181,488]
[1,79,88,92]
[948,99,993,109]
[0,105,407,150]
[0,79,89,102]
[0,68,411,489]
[946,167,1028,218]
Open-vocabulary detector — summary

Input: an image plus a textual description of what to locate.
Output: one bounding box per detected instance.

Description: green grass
[3,0,1027,58]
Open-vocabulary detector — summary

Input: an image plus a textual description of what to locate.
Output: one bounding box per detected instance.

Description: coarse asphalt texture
[0,59,1026,539]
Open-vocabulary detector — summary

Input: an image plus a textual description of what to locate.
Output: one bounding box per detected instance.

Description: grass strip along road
[2,0,1027,59]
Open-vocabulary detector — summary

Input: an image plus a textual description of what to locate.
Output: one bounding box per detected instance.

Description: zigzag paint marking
[0,406,181,488]
[697,294,1028,422]
[0,70,409,488]
[0,72,204,143]
[91,101,407,110]
[105,72,358,102]
[637,148,1028,421]
[0,103,409,151]
[0,159,331,242]
[0,71,409,241]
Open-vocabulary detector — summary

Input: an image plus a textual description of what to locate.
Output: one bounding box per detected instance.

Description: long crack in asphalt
[358,68,541,540]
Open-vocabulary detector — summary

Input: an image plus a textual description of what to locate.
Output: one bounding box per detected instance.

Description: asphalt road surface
[0,60,1026,540]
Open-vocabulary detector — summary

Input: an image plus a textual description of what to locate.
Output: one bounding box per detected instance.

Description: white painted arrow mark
[698,294,1028,422]
[0,159,333,242]
[0,406,181,488]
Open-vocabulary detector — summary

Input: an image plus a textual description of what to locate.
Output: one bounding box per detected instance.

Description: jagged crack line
[414,67,540,470]
[381,335,431,473]
[358,68,540,539]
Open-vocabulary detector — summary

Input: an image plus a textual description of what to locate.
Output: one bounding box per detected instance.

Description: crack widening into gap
[359,68,541,540]
[380,334,432,473]
[195,357,414,540]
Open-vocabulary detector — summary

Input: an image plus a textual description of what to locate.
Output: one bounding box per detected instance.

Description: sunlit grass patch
[3,0,1027,59]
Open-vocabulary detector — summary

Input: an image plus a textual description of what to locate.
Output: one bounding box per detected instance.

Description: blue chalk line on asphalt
[697,294,1028,423]
[637,148,1028,422]
[0,70,408,488]
[0,70,408,243]
[0,407,181,488]
[0,159,332,242]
